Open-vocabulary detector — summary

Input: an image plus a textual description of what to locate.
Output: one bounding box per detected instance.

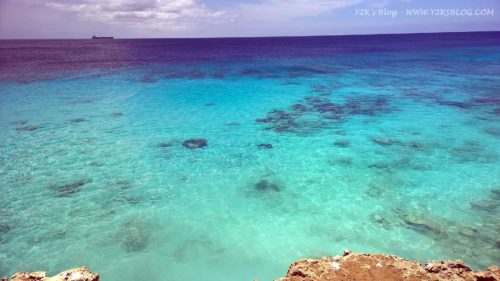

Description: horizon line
[1,29,499,40]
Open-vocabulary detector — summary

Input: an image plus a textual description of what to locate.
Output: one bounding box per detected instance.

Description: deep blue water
[0,32,499,280]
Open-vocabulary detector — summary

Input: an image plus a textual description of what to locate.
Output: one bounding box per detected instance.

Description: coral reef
[255,179,281,192]
[276,251,500,281]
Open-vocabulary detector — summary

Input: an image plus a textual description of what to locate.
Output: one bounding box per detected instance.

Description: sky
[0,0,499,39]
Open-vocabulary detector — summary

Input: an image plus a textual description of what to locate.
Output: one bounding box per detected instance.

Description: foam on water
[0,34,499,280]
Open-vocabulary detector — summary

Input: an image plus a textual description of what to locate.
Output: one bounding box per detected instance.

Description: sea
[0,32,499,280]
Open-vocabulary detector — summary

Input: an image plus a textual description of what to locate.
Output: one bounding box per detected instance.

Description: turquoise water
[1,37,500,280]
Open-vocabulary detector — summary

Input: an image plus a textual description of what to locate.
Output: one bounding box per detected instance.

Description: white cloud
[43,0,371,34]
[45,0,237,30]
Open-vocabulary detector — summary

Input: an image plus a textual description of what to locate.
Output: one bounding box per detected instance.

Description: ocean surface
[0,32,499,280]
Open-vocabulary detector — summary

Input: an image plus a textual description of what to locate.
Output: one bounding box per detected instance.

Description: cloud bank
[45,0,237,30]
[44,0,364,31]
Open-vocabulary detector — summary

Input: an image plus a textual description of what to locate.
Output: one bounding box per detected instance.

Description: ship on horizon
[91,35,114,39]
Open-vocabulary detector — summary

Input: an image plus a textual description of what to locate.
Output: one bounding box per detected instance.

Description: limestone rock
[276,251,499,281]
[10,267,98,281]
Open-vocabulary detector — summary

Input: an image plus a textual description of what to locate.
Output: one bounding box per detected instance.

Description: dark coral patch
[257,143,273,149]
[69,118,86,123]
[158,141,175,148]
[328,157,353,166]
[0,222,11,233]
[343,96,393,116]
[49,179,91,197]
[291,104,308,112]
[449,141,498,163]
[372,137,399,146]
[470,199,498,212]
[436,100,472,109]
[333,140,350,148]
[283,81,301,86]
[471,96,500,106]
[255,179,281,192]
[165,70,205,80]
[484,127,500,137]
[120,219,151,253]
[256,118,272,123]
[393,208,448,239]
[255,93,395,135]
[489,188,500,200]
[182,139,207,149]
[16,125,39,131]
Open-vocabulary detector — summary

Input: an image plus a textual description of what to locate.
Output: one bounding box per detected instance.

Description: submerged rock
[470,199,498,212]
[0,222,10,233]
[257,143,273,149]
[182,139,207,149]
[16,125,39,131]
[69,118,86,123]
[449,141,498,163]
[484,127,500,137]
[490,188,500,200]
[458,226,479,237]
[368,162,390,170]
[437,99,472,109]
[276,251,500,281]
[158,141,175,148]
[10,267,99,281]
[333,140,350,148]
[48,179,91,197]
[255,179,280,192]
[372,137,398,146]
[328,157,353,166]
[119,219,151,253]
[393,209,448,239]
[370,212,393,230]
[110,180,133,190]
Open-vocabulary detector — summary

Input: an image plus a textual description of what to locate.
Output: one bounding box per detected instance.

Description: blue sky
[0,0,498,39]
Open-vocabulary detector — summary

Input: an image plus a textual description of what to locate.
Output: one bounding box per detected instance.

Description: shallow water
[1,33,499,280]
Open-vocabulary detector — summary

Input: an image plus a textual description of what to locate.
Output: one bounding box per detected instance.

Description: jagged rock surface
[8,267,98,281]
[276,252,499,281]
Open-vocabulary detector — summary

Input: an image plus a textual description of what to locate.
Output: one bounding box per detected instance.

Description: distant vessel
[91,35,114,39]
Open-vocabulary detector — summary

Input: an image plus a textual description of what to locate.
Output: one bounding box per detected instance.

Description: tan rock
[10,267,98,281]
[276,252,499,281]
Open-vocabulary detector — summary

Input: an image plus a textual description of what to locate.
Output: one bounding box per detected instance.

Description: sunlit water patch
[1,33,499,280]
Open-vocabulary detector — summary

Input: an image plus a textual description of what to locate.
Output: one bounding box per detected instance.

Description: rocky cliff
[276,250,499,281]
